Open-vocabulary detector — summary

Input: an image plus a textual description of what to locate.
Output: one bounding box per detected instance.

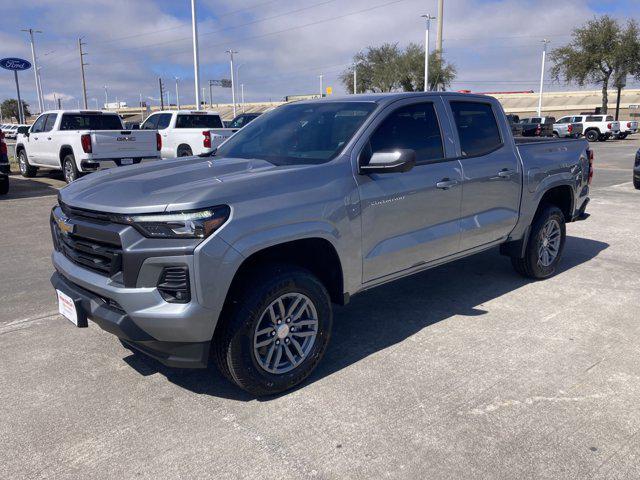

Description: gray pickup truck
[50,92,593,395]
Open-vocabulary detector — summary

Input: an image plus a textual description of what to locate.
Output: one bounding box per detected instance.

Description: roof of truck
[39,110,120,115]
[292,91,495,106]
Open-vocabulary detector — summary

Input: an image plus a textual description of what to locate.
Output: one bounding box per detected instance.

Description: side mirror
[359,149,416,174]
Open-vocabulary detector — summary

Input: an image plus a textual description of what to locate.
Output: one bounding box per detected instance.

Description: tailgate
[90,130,158,159]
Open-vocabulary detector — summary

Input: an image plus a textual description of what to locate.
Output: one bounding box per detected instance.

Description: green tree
[550,16,640,113]
[1,99,30,121]
[340,43,456,94]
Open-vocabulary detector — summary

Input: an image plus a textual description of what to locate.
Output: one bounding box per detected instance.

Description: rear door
[356,98,463,283]
[447,99,522,250]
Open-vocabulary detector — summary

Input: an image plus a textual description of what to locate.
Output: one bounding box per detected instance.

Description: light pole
[22,28,44,113]
[537,39,550,117]
[236,63,245,108]
[422,15,436,92]
[241,84,245,112]
[191,0,201,107]
[103,85,108,109]
[319,73,323,97]
[174,77,180,110]
[226,49,238,117]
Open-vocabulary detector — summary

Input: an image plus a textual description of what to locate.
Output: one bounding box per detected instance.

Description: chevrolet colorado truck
[50,93,593,396]
[15,110,161,183]
[140,110,237,159]
[556,114,620,142]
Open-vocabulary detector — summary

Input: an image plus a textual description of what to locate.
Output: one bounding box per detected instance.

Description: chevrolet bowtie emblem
[56,215,75,235]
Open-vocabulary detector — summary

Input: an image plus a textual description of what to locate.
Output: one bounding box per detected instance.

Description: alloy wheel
[537,219,561,267]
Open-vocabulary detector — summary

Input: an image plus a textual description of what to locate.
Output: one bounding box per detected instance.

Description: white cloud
[43,92,74,101]
[0,0,637,109]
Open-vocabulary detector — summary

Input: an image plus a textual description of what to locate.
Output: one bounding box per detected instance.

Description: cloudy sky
[0,0,637,111]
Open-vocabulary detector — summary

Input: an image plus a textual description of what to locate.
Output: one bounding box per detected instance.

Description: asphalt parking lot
[1,138,639,479]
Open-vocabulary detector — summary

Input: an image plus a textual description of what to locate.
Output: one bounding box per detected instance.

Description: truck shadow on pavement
[2,173,64,200]
[122,235,609,401]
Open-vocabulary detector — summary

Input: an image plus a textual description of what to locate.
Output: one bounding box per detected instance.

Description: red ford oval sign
[0,58,32,71]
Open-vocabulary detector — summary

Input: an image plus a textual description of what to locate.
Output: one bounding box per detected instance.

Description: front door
[447,100,522,250]
[26,114,48,165]
[357,99,463,283]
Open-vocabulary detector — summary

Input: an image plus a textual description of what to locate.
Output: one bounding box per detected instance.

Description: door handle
[436,178,459,190]
[492,168,515,180]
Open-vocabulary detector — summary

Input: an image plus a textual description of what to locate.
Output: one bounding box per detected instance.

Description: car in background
[553,117,583,138]
[0,129,9,195]
[506,114,523,136]
[3,124,19,139]
[225,112,262,129]
[15,110,161,183]
[616,120,638,139]
[518,116,554,137]
[140,110,238,158]
[557,114,620,142]
[123,121,140,130]
[634,148,640,190]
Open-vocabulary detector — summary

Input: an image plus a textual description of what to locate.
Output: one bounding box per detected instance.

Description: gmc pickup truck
[15,110,161,183]
[140,110,237,159]
[50,93,593,396]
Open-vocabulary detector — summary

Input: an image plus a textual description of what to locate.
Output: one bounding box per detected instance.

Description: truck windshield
[215,102,377,165]
[175,114,223,129]
[59,114,123,130]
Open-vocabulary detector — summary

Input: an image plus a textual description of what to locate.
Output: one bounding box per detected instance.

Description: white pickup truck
[140,110,237,159]
[556,114,620,142]
[616,120,638,139]
[15,110,161,183]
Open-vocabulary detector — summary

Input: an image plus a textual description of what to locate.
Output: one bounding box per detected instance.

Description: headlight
[115,205,230,239]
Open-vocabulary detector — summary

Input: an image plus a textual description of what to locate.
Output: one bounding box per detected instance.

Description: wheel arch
[177,144,193,156]
[535,184,574,222]
[59,145,75,167]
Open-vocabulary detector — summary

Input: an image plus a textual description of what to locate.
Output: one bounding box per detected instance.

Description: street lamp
[537,39,551,117]
[174,77,180,110]
[421,14,436,92]
[226,49,238,117]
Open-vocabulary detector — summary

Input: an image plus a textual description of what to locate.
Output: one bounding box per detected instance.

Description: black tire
[177,145,193,157]
[618,133,628,140]
[18,149,37,177]
[511,205,566,280]
[584,130,599,142]
[634,176,640,190]
[62,154,79,183]
[0,175,8,195]
[552,132,559,138]
[213,264,332,396]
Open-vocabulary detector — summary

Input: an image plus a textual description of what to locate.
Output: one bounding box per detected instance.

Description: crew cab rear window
[368,102,444,164]
[59,114,123,130]
[450,102,502,157]
[175,114,223,129]
[586,116,601,122]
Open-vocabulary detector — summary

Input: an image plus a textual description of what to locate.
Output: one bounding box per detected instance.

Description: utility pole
[104,85,108,109]
[422,15,435,92]
[78,38,88,109]
[208,80,214,108]
[191,0,201,107]
[436,0,444,56]
[537,39,550,117]
[158,78,164,110]
[174,77,180,110]
[353,66,357,94]
[226,49,238,117]
[241,84,245,112]
[22,28,44,113]
[319,73,323,96]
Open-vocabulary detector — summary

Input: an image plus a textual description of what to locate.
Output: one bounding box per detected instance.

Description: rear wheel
[552,132,559,138]
[177,145,193,157]
[18,150,37,177]
[213,264,332,396]
[62,154,79,183]
[584,130,599,142]
[511,205,566,279]
[634,176,640,190]
[618,133,628,140]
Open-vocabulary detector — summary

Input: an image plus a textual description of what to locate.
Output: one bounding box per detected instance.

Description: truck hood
[59,157,297,214]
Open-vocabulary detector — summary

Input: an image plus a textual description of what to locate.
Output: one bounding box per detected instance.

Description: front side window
[59,114,123,130]
[141,115,159,130]
[215,102,377,166]
[43,114,58,132]
[606,115,614,121]
[450,101,502,157]
[31,115,47,133]
[366,102,444,164]
[175,114,223,129]
[156,113,172,130]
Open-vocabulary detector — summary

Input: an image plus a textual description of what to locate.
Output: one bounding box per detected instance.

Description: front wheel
[18,150,37,178]
[213,265,332,396]
[511,205,566,279]
[62,154,79,183]
[585,130,599,142]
